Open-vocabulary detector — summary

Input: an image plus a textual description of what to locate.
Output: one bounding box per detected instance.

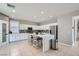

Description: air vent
[7,3,15,8]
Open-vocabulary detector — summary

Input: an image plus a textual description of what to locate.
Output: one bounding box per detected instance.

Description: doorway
[72,16,79,46]
[0,20,9,46]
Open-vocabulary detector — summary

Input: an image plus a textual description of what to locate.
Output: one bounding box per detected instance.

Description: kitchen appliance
[50,25,58,50]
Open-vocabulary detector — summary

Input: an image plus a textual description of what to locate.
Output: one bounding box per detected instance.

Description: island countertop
[29,34,55,52]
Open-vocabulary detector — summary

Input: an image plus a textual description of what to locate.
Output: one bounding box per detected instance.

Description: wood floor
[0,40,79,56]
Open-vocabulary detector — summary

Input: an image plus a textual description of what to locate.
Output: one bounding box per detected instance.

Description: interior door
[0,20,8,46]
[72,17,78,46]
[2,23,7,42]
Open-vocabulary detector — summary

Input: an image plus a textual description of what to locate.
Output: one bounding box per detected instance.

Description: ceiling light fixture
[41,11,44,14]
[34,16,37,18]
[12,9,15,13]
[49,16,53,18]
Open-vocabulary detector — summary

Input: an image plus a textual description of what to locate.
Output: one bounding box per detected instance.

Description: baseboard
[0,42,9,48]
[0,39,28,48]
[58,42,72,47]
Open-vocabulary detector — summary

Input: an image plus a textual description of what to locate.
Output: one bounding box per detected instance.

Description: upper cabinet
[19,23,58,31]
[10,20,19,33]
[19,24,50,30]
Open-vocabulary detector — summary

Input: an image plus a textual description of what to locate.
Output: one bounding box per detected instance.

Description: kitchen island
[29,34,55,52]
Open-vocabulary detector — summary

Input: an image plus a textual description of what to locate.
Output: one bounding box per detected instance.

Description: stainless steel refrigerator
[50,25,58,50]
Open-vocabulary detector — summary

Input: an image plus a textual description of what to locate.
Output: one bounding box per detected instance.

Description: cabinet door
[10,34,16,42]
[16,34,19,41]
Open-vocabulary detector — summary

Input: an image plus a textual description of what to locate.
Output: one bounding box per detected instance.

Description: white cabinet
[10,20,19,33]
[10,34,16,42]
[20,24,38,30]
[38,26,50,30]
[19,33,28,40]
[15,34,20,41]
[10,34,19,42]
[10,33,28,42]
[10,35,20,42]
[10,20,20,42]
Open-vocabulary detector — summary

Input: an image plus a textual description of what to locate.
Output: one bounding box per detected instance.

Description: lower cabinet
[10,33,28,42]
[10,34,16,42]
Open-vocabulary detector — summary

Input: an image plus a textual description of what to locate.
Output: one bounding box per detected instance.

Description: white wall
[58,15,72,45]
[58,10,79,45]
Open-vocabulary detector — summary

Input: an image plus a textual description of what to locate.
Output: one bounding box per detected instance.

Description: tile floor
[0,40,79,56]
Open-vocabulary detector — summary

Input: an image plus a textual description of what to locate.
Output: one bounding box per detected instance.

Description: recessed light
[33,16,37,18]
[41,18,44,20]
[49,16,53,18]
[12,9,15,13]
[41,11,44,14]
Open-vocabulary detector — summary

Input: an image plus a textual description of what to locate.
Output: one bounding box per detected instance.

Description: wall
[58,10,79,45]
[19,20,38,25]
[40,18,57,25]
[58,15,72,45]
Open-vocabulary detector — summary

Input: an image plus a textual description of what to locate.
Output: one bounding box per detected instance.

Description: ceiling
[0,3,79,23]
